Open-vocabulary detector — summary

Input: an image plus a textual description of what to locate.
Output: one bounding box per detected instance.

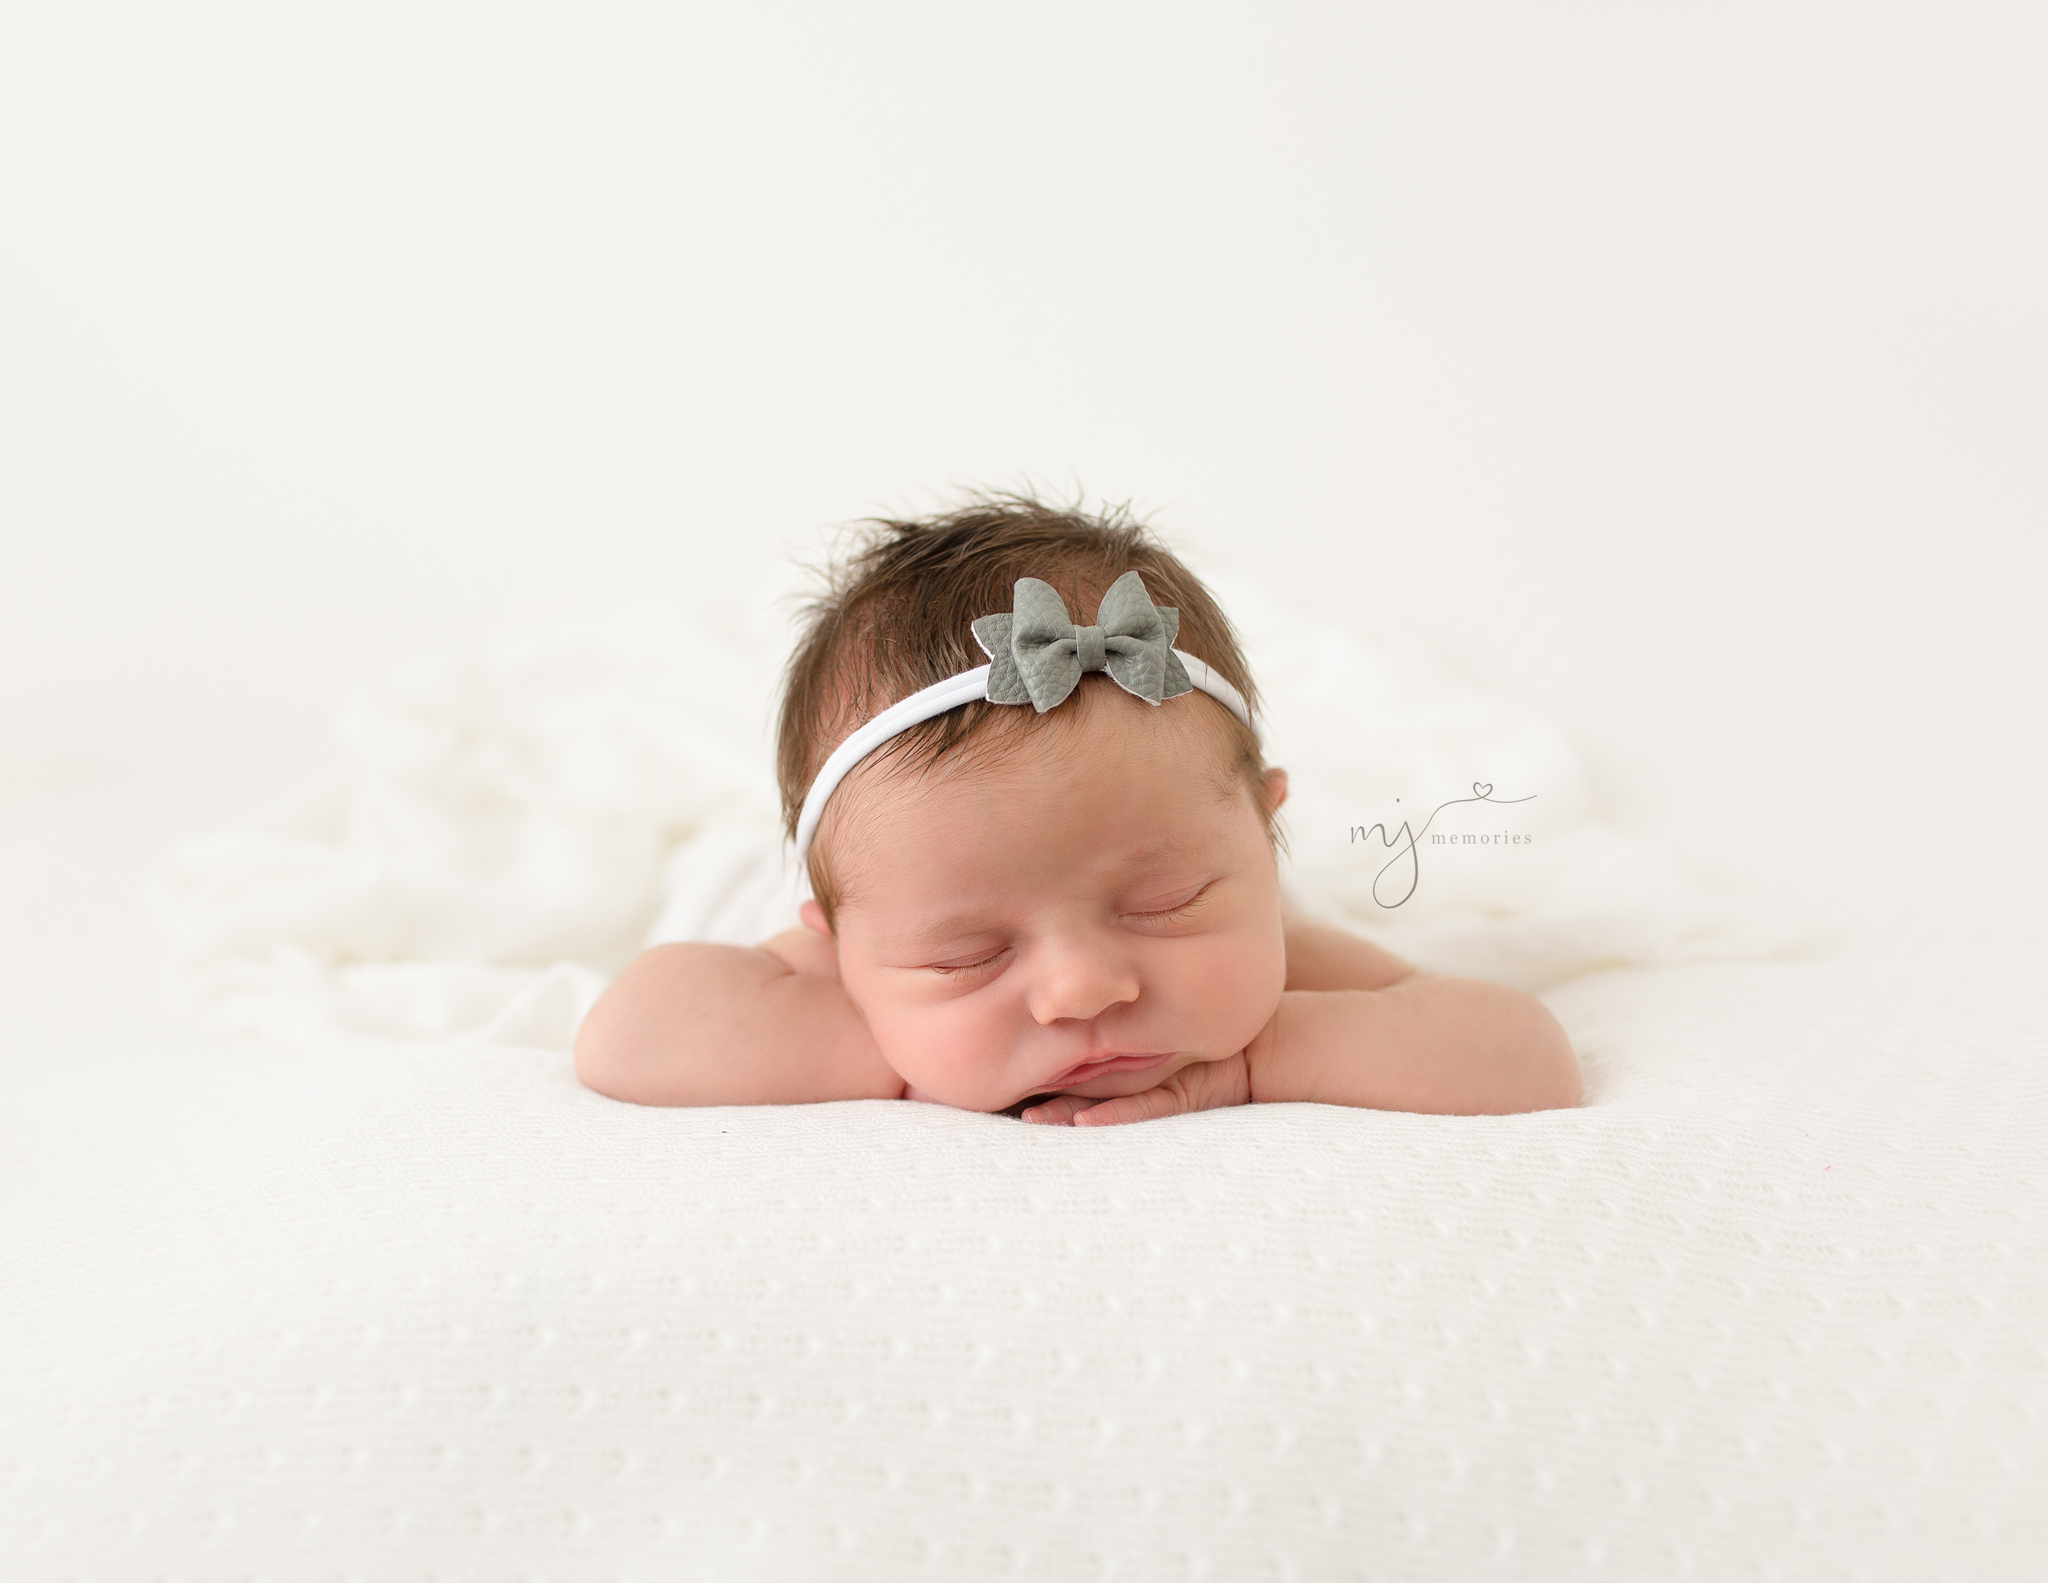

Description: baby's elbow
[572,991,644,1103]
[572,951,695,1105]
[1537,1040,1583,1111]
[1523,1007,1581,1112]
[574,942,775,1106]
[1470,987,1579,1114]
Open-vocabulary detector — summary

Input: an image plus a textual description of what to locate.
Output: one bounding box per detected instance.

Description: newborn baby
[576,496,1580,1124]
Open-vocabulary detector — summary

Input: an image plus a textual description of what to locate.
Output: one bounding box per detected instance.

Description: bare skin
[576,681,1580,1124]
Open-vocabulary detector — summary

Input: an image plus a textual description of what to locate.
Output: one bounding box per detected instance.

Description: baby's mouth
[1046,1051,1175,1088]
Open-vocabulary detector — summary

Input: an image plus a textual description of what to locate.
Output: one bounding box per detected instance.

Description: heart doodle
[1473,782,1494,798]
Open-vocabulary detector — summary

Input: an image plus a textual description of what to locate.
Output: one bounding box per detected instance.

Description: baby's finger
[1069,1086,1184,1127]
[1019,1094,1098,1126]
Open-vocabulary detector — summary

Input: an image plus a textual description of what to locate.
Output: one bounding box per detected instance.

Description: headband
[792,571,1257,863]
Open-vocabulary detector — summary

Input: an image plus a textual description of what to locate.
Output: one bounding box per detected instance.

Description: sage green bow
[970,571,1195,713]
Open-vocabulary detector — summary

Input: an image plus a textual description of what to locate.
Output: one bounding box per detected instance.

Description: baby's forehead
[843,679,1242,808]
[818,682,1255,898]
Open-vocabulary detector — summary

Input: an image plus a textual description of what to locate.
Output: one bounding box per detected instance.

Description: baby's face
[815,683,1287,1113]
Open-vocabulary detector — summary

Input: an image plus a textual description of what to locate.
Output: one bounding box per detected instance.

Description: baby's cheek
[837,958,1014,1108]
[1181,933,1286,1043]
[835,973,914,1073]
[848,998,921,1077]
[861,997,1005,1109]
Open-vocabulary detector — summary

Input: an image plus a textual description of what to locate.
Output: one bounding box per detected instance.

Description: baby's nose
[1025,938,1140,1026]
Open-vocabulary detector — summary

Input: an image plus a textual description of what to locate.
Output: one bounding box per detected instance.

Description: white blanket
[154,590,1808,1055]
[4,959,2041,1577]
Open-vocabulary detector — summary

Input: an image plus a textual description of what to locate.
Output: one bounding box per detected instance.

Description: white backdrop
[5,12,2047,1580]
[4,2,2045,1034]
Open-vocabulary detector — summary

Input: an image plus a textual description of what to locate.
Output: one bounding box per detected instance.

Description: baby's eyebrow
[874,909,1009,952]
[1113,835,1210,873]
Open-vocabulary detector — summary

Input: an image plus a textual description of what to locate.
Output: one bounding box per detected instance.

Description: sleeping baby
[575,496,1580,1125]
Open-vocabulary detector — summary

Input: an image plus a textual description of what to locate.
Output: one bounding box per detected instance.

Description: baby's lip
[1047,1051,1175,1088]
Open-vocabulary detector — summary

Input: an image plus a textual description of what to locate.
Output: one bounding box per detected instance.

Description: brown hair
[777,492,1272,916]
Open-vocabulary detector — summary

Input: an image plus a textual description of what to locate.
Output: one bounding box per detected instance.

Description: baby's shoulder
[759,924,839,979]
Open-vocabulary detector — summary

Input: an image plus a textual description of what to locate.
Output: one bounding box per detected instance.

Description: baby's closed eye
[1122,880,1218,928]
[926,946,1011,977]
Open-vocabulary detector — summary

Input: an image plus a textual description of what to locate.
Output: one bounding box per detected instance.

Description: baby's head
[777,495,1289,1114]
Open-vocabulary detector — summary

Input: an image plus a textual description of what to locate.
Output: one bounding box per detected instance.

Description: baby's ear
[1262,766,1290,814]
[799,898,833,937]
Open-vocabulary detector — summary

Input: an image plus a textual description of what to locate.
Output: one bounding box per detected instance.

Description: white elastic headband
[792,654,1257,864]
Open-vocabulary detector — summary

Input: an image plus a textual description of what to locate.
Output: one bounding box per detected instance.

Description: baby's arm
[1043,919,1578,1125]
[1276,918,1421,993]
[1246,978,1579,1114]
[574,931,906,1106]
[1251,919,1578,1112]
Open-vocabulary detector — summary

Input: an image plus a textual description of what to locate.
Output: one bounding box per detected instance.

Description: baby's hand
[1020,1051,1252,1127]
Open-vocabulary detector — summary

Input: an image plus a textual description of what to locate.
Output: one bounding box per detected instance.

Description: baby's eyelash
[1128,883,1214,922]
[931,949,1006,976]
